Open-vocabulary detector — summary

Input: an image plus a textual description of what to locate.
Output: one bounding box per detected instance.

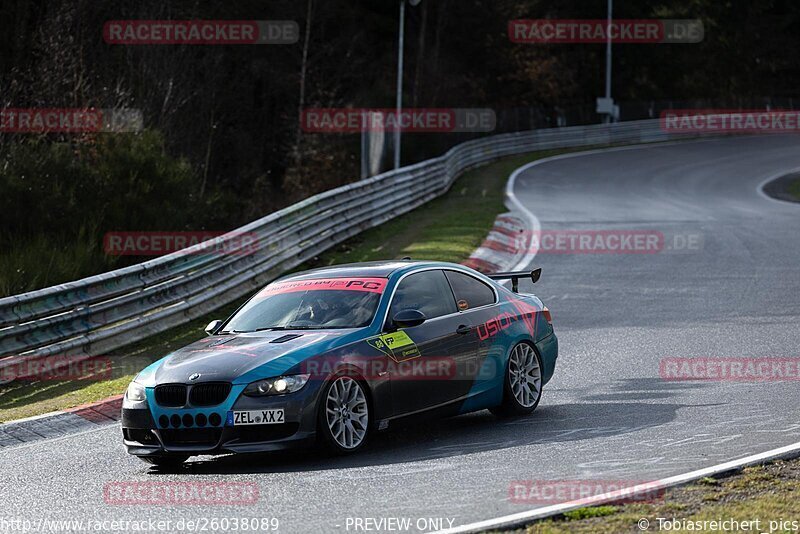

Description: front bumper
[122,379,324,456]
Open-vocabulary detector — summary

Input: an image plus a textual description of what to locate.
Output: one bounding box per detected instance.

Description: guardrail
[0,119,694,374]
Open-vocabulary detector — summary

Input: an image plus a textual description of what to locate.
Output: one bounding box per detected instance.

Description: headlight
[243,374,310,396]
[126,381,146,401]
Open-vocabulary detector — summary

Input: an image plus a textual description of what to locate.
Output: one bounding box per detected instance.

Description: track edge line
[434,436,800,531]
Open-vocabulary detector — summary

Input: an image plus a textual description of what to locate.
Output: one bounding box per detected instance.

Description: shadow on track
[146,378,706,475]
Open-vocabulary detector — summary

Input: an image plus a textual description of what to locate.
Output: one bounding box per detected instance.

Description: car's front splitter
[122,426,317,456]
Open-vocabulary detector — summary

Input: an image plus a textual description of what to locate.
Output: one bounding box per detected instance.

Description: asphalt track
[2,135,800,533]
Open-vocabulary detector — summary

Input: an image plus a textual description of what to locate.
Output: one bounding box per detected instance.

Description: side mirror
[392,309,426,329]
[205,320,223,335]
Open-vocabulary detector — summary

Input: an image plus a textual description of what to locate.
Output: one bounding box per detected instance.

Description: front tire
[317,375,370,454]
[491,342,543,417]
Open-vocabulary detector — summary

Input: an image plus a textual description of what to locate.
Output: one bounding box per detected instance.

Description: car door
[443,269,500,397]
[386,269,479,416]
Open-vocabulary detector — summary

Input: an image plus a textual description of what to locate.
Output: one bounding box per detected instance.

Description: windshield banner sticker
[256,277,387,298]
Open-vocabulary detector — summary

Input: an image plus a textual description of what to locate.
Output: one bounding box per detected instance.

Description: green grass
[0,130,199,297]
[515,459,800,534]
[0,230,122,298]
[788,177,800,201]
[561,506,618,520]
[0,147,580,422]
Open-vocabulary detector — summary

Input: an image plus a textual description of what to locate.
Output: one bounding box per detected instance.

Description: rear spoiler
[486,268,542,293]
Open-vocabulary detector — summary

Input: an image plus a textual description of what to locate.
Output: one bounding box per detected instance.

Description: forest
[1,0,798,294]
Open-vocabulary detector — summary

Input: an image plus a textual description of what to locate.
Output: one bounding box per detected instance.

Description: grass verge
[0,146,579,422]
[508,457,800,534]
[788,177,800,201]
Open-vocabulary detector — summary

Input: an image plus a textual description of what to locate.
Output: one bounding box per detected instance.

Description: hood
[142,329,355,386]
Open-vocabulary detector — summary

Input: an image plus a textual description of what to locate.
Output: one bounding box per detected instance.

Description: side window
[389,270,458,320]
[444,271,496,311]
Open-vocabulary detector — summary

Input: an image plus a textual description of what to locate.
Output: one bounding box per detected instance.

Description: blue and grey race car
[122,260,558,465]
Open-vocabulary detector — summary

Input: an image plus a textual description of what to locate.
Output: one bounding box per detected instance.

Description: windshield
[222,277,387,332]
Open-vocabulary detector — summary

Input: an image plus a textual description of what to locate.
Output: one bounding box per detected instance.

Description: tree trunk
[294,0,314,167]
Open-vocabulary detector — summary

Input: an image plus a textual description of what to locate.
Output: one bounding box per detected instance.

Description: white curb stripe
[435,441,800,533]
[1,409,70,426]
[0,423,121,454]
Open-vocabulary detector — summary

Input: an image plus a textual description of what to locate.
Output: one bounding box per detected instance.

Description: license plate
[227,409,284,426]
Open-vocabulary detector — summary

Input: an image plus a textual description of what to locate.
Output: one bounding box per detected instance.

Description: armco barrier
[0,119,705,375]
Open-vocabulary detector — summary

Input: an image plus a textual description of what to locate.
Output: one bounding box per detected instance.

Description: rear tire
[317,375,371,455]
[139,455,188,467]
[490,342,543,418]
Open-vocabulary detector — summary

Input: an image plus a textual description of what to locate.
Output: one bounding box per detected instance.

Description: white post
[605,0,613,122]
[360,128,368,179]
[394,0,405,170]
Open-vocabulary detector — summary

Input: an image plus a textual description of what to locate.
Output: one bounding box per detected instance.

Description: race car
[121,260,558,465]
